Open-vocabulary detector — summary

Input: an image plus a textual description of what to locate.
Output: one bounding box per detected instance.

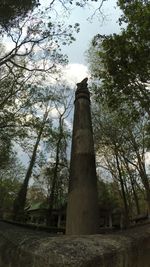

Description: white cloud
[64,118,72,130]
[50,107,65,118]
[62,63,90,87]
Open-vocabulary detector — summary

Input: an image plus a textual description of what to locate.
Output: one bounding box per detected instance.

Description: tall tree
[13,107,50,220]
[0,149,25,217]
[87,0,150,116]
[91,99,149,221]
[0,0,39,28]
[45,86,72,226]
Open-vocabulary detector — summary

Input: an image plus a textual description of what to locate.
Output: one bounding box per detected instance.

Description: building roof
[27,202,48,211]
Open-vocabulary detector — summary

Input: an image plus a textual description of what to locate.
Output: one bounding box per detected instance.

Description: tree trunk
[46,116,63,226]
[123,156,141,215]
[140,170,150,217]
[13,112,48,221]
[115,150,130,227]
[131,134,150,217]
[130,176,141,215]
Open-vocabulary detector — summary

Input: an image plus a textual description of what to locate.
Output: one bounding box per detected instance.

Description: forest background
[0,0,149,226]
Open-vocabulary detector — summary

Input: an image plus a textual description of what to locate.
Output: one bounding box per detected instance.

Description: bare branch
[8,59,55,72]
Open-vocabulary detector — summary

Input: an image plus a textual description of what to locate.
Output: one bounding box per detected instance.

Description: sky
[3,0,122,85]
[9,0,150,175]
[13,0,122,166]
[61,0,122,84]
[63,0,121,64]
[54,1,150,173]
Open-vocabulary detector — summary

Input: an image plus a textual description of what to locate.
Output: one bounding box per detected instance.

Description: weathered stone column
[66,78,99,235]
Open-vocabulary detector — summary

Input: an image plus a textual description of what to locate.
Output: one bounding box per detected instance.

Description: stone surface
[66,79,99,235]
[0,221,150,267]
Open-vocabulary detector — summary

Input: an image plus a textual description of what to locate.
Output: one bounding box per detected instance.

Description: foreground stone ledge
[0,221,150,267]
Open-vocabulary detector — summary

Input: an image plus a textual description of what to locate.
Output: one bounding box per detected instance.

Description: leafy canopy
[88,0,150,115]
[0,0,40,28]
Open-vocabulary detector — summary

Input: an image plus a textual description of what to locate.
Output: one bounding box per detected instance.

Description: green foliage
[0,177,21,211]
[27,184,47,204]
[90,86,149,217]
[88,0,150,115]
[98,179,121,212]
[0,135,11,168]
[0,152,25,213]
[87,0,150,218]
[0,0,40,28]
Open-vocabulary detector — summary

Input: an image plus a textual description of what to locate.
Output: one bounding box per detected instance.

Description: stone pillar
[66,78,99,235]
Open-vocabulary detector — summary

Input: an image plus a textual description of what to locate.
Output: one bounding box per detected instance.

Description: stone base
[0,221,150,267]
